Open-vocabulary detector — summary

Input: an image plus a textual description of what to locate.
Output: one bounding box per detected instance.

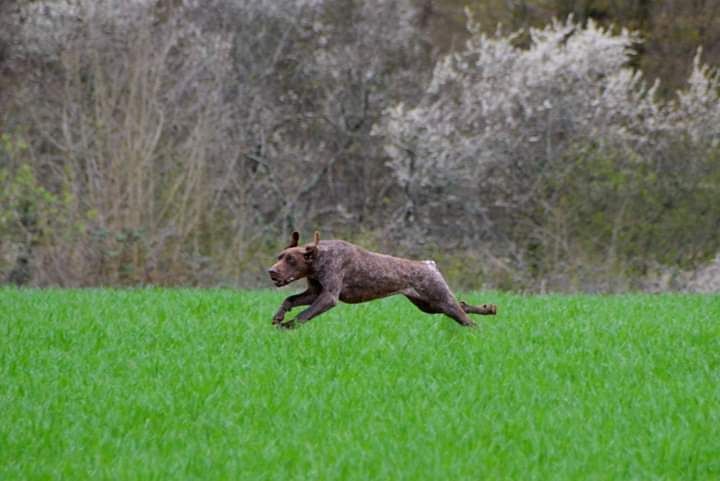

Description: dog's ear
[303,231,320,262]
[286,231,300,248]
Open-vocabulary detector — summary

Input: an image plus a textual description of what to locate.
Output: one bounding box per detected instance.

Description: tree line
[1,0,719,291]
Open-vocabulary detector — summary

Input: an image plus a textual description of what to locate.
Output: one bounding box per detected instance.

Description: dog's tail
[459,301,497,315]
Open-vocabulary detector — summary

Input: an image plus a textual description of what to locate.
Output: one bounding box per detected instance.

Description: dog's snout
[268,267,278,276]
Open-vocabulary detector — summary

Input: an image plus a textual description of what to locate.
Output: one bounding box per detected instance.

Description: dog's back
[312,240,444,304]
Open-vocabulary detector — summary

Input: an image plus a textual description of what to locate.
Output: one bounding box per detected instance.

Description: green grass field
[1,288,719,480]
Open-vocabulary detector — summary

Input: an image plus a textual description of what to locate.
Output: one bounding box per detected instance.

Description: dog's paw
[276,318,296,330]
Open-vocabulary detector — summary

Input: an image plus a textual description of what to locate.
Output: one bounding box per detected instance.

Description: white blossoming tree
[375,14,720,289]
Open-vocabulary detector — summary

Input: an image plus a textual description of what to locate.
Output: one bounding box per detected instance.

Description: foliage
[0,134,79,284]
[375,16,720,291]
[424,0,720,94]
[1,0,431,286]
[1,1,720,290]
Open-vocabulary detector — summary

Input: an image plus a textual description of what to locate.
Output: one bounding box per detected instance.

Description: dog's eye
[287,256,296,266]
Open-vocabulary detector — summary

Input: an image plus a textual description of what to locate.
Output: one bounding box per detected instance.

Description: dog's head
[268,231,319,287]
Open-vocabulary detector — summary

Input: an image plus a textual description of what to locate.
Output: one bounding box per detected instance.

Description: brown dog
[268,231,497,329]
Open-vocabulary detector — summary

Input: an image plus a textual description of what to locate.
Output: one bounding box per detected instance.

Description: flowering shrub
[375,15,720,290]
[379,15,720,182]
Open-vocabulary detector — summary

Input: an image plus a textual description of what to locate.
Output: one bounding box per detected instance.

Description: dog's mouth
[270,275,295,287]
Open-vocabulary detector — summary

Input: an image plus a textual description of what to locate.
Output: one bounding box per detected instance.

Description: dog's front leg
[273,289,320,325]
[279,274,342,329]
[297,292,338,322]
[280,291,338,329]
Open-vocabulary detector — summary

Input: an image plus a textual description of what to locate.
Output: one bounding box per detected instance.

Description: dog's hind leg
[404,295,441,314]
[439,301,477,327]
[405,264,479,327]
[405,293,476,327]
